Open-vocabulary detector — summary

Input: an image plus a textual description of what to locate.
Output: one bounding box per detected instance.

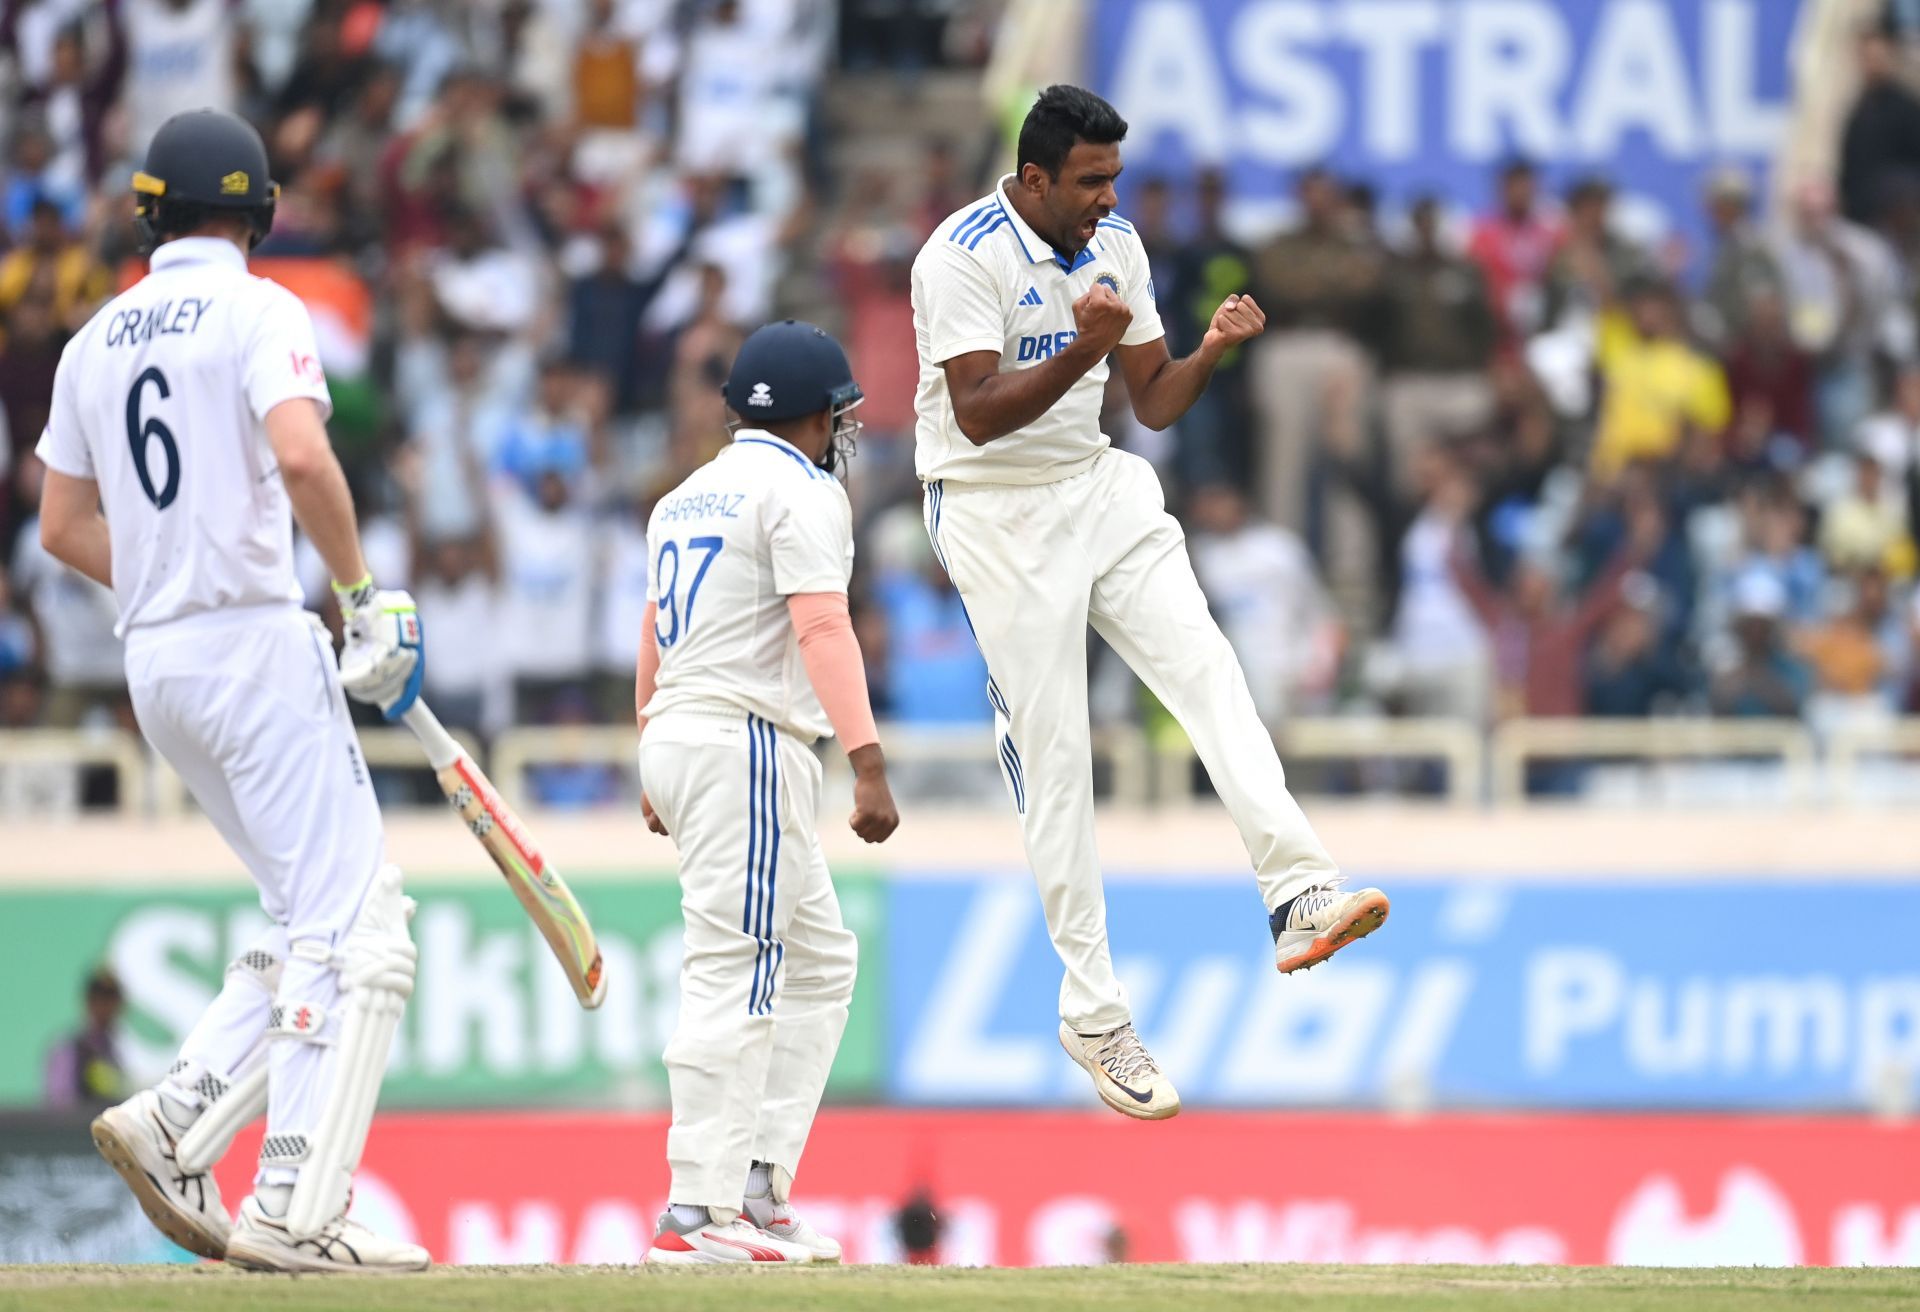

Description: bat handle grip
[401,700,463,770]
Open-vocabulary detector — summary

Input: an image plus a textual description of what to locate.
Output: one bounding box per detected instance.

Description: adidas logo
[747,382,773,407]
[1019,286,1043,307]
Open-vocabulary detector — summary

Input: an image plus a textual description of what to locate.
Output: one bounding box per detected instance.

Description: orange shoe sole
[1275,891,1390,974]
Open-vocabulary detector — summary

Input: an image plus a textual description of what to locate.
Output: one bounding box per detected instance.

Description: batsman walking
[910,86,1389,1120]
[39,109,429,1272]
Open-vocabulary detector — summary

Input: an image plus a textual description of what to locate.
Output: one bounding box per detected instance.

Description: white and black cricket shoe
[1059,1021,1181,1120]
[91,1088,231,1260]
[225,1194,430,1273]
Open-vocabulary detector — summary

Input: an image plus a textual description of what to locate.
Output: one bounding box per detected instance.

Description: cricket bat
[401,700,608,1009]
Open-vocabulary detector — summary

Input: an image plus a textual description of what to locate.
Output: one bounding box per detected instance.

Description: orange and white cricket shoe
[643,1210,814,1265]
[1271,878,1390,974]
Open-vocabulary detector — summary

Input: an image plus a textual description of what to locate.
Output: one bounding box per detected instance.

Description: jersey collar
[149,237,249,273]
[994,174,1099,276]
[731,428,829,480]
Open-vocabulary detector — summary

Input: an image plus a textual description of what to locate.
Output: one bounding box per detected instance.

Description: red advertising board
[216,1112,1920,1267]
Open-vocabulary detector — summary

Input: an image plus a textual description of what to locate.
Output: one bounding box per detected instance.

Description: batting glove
[335,576,425,720]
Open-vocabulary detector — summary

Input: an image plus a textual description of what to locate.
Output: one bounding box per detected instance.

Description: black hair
[1017,85,1128,179]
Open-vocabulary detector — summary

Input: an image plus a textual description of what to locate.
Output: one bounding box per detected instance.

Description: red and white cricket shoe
[643,1211,814,1265]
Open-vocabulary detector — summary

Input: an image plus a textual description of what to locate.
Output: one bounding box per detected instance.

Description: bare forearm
[952,342,1103,444]
[43,516,112,588]
[1132,340,1225,431]
[285,459,368,587]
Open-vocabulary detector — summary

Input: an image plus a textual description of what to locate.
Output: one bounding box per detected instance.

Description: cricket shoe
[1272,877,1389,974]
[225,1195,430,1273]
[91,1089,230,1260]
[744,1196,842,1263]
[1058,1022,1180,1120]
[644,1210,814,1265]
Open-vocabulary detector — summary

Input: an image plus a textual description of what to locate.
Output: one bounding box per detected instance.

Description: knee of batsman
[226,930,290,997]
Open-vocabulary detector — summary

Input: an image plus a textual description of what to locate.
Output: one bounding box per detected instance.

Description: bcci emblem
[1095,273,1121,296]
[747,381,774,407]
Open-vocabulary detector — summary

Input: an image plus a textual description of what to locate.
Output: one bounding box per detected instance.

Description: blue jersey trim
[949,202,995,244]
[737,437,827,479]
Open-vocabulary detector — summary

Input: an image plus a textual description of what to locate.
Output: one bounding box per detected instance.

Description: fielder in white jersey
[634,321,897,1266]
[911,86,1390,1120]
[35,110,428,1272]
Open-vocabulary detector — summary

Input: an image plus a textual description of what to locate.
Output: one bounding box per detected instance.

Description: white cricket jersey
[911,174,1164,487]
[35,238,332,638]
[642,429,853,741]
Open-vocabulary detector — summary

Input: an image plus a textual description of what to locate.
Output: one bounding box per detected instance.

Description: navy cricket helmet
[132,109,279,255]
[723,319,865,473]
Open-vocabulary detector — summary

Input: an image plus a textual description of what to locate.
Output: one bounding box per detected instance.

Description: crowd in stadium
[4,0,1920,802]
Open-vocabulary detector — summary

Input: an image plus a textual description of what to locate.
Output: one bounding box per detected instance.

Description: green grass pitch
[1,1264,1917,1311]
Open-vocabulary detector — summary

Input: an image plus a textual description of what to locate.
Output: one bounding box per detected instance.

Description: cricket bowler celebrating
[635,320,898,1264]
[911,85,1389,1120]
[40,110,429,1272]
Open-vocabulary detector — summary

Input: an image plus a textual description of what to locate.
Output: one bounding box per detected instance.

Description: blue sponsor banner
[1086,0,1803,269]
[884,876,1920,1110]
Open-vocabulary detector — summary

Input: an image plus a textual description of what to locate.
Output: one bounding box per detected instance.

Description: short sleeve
[768,479,854,596]
[243,284,333,422]
[1119,235,1165,347]
[916,242,1006,363]
[33,343,91,479]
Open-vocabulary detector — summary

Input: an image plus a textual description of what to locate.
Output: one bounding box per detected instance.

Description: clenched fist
[1203,293,1267,353]
[1071,282,1133,357]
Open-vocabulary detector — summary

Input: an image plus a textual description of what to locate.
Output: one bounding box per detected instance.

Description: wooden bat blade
[438,756,608,1009]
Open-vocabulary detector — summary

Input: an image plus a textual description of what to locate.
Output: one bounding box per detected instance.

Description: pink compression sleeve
[788,592,880,753]
[635,601,660,734]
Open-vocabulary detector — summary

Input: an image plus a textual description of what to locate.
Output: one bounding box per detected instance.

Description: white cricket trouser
[640,708,857,1211]
[926,448,1339,1034]
[125,603,387,1186]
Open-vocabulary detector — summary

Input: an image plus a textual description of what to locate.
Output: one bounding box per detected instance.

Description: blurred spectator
[1101,1224,1131,1264]
[1384,447,1489,721]
[1453,504,1658,720]
[1380,195,1497,504]
[667,261,744,469]
[1585,579,1690,716]
[1839,27,1920,228]
[593,492,652,724]
[1710,570,1812,718]
[1248,166,1382,535]
[431,206,542,337]
[41,966,126,1111]
[0,198,111,330]
[1168,166,1254,488]
[1697,166,1784,354]
[496,444,596,724]
[1819,428,1913,576]
[1468,158,1560,345]
[1187,484,1340,726]
[1802,570,1904,732]
[403,327,519,541]
[1774,180,1915,447]
[573,0,646,131]
[869,506,988,725]
[1589,277,1731,483]
[2,118,86,235]
[1541,176,1652,331]
[0,294,65,455]
[18,4,127,193]
[121,0,240,158]
[10,456,126,727]
[0,572,35,678]
[1723,289,1817,469]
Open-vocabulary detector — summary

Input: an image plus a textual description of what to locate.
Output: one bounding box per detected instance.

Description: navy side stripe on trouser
[744,715,781,1015]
